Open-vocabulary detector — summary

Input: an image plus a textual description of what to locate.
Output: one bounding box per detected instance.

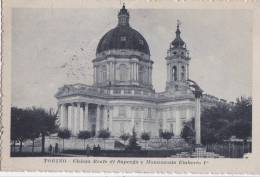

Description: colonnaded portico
[59,102,111,136]
[57,99,159,137]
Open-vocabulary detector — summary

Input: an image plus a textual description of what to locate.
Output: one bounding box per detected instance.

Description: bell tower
[165,21,191,93]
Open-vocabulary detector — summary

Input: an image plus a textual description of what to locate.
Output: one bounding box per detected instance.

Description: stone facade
[55,5,202,141]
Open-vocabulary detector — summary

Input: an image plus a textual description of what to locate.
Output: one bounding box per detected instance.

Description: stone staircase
[172,147,224,158]
[143,137,190,150]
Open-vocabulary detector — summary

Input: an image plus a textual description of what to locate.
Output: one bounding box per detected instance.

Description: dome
[96,5,150,55]
[96,26,150,55]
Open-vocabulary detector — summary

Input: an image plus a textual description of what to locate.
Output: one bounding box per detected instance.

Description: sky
[12,8,252,109]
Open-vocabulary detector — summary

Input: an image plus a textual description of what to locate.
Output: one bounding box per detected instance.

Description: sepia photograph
[9,3,253,159]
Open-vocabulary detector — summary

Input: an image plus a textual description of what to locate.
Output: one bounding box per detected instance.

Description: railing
[206,142,252,158]
[96,49,150,61]
[56,84,194,101]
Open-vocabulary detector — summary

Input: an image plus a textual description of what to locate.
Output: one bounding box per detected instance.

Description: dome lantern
[118,4,129,26]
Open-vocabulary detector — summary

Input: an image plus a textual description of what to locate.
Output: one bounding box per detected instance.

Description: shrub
[57,129,71,151]
[78,131,92,149]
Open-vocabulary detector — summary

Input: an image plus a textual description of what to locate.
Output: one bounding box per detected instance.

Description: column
[136,63,139,81]
[150,66,153,85]
[113,62,116,82]
[94,66,96,84]
[83,103,88,130]
[187,64,189,80]
[186,107,192,121]
[63,104,68,129]
[167,64,170,82]
[178,63,181,81]
[162,110,166,131]
[103,106,107,130]
[132,63,134,81]
[71,104,75,135]
[109,106,113,133]
[148,67,150,84]
[131,107,135,131]
[107,62,110,82]
[96,104,100,136]
[175,110,181,137]
[60,104,65,128]
[133,63,135,81]
[75,102,80,134]
[79,104,84,131]
[110,62,113,81]
[140,108,144,133]
[195,97,201,144]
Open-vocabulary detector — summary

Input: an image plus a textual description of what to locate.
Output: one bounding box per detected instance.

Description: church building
[55,5,202,143]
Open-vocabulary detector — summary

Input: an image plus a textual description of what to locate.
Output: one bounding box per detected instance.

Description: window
[139,39,144,45]
[114,89,121,94]
[172,66,177,81]
[100,65,107,82]
[148,108,152,118]
[120,122,124,134]
[170,123,174,133]
[119,106,126,117]
[139,66,144,83]
[134,90,141,95]
[119,64,128,81]
[120,36,126,41]
[124,89,131,94]
[91,124,96,136]
[181,66,185,81]
[135,108,140,118]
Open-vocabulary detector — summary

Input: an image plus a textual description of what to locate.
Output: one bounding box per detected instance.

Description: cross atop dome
[118,3,130,26]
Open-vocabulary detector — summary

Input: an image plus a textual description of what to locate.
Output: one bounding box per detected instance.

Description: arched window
[172,66,177,81]
[139,66,144,83]
[119,106,126,116]
[170,123,174,133]
[119,64,127,81]
[181,66,185,81]
[100,65,107,82]
[148,108,152,118]
[120,122,124,134]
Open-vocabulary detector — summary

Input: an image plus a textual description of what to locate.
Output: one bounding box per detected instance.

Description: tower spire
[171,20,185,48]
[176,20,181,37]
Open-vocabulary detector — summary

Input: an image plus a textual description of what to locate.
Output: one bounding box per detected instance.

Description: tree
[11,107,58,154]
[201,96,252,145]
[78,131,92,149]
[26,108,41,153]
[57,129,71,151]
[181,118,195,144]
[160,131,174,145]
[120,133,130,146]
[141,132,150,150]
[38,108,58,153]
[11,107,29,153]
[28,131,40,153]
[98,129,110,149]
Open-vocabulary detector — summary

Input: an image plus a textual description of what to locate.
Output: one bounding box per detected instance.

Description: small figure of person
[48,144,53,156]
[54,143,59,154]
[97,144,101,152]
[86,144,91,156]
[93,144,97,155]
